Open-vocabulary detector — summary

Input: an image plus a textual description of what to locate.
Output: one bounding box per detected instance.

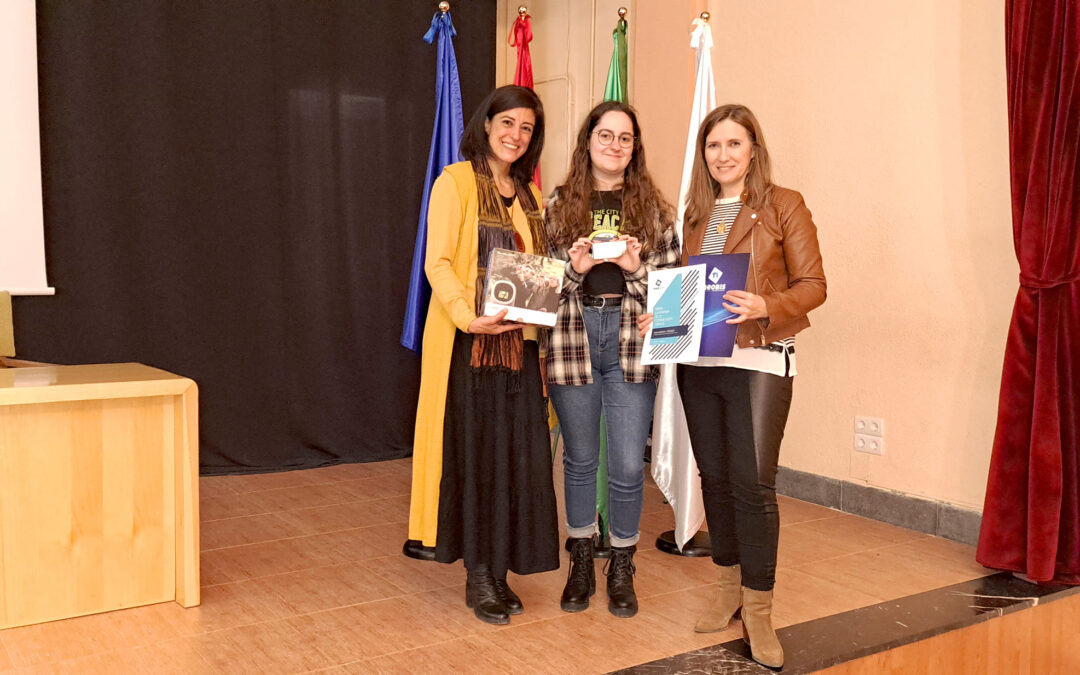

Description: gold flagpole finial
[700,11,710,22]
[618,7,628,19]
[438,2,450,13]
[518,6,528,17]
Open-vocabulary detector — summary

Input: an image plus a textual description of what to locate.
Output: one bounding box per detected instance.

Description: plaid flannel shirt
[546,223,681,386]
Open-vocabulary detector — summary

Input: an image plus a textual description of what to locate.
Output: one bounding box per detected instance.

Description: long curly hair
[684,104,773,231]
[546,101,674,255]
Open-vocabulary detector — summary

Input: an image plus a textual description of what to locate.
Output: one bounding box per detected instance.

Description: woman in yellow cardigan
[408,86,558,625]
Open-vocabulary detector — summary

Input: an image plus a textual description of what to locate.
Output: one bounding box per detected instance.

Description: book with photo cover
[482,248,566,327]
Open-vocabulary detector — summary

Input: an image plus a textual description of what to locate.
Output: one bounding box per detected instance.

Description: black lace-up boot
[494,576,523,615]
[465,567,510,625]
[560,536,596,612]
[605,545,638,618]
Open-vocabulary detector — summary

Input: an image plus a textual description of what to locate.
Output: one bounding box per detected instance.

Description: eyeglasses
[592,129,635,149]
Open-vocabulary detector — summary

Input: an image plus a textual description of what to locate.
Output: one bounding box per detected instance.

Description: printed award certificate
[689,253,751,358]
[641,264,706,365]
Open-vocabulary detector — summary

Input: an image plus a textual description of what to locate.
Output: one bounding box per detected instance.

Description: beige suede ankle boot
[740,587,784,668]
[694,564,741,632]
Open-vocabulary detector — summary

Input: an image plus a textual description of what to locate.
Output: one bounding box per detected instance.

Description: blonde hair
[684,104,773,231]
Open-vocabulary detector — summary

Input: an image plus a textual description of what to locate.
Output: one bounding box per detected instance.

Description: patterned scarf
[470,157,547,378]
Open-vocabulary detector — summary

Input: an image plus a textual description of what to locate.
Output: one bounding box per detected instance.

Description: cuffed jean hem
[567,523,598,538]
[610,533,640,548]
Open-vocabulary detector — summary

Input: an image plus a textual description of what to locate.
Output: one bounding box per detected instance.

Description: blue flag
[401,11,465,352]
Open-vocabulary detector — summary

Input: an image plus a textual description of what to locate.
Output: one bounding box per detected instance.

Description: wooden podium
[0,363,199,628]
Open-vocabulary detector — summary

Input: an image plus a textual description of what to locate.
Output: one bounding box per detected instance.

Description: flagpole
[651,11,716,558]
[589,5,632,558]
[403,2,466,559]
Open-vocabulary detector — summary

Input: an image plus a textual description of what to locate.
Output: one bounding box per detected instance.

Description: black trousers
[677,365,793,591]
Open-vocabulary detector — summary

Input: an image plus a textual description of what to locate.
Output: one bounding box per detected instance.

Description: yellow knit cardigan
[408,161,542,546]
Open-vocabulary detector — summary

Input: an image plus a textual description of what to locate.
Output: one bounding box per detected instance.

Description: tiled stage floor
[0,457,991,673]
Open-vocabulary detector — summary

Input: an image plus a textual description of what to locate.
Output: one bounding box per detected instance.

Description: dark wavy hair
[459,85,545,186]
[684,104,774,231]
[546,100,674,255]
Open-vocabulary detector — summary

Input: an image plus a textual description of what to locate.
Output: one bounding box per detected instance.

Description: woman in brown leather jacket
[639,104,825,668]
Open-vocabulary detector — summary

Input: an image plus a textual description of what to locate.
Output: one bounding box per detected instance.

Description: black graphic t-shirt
[583,190,625,296]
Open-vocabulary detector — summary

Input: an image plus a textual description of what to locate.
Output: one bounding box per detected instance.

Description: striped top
[700,196,743,254]
[693,197,796,376]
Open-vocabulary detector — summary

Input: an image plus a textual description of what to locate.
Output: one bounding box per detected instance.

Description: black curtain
[19,1,496,473]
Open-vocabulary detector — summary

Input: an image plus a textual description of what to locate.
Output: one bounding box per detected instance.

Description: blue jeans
[549,304,656,547]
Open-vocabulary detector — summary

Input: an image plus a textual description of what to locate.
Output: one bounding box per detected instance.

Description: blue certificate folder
[689,253,750,357]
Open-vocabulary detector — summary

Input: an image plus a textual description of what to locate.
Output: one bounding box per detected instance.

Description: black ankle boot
[465,567,510,625]
[560,536,596,612]
[605,545,638,618]
[494,576,523,615]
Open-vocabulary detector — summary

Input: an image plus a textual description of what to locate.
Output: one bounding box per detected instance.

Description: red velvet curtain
[977,0,1079,584]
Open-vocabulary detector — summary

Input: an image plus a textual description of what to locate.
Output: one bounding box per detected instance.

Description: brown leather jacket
[681,186,826,348]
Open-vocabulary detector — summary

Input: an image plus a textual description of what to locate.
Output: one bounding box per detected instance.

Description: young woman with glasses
[544,100,680,618]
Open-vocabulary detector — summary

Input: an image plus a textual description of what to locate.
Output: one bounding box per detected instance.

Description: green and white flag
[592,12,629,543]
[603,16,628,103]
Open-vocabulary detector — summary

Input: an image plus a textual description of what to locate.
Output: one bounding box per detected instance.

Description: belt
[582,295,622,308]
[756,343,795,354]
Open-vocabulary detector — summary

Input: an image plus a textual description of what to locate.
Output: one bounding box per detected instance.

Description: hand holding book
[469,309,523,334]
[636,312,653,338]
[721,290,767,323]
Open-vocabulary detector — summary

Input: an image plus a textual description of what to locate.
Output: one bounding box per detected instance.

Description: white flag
[651,17,715,549]
[675,18,716,235]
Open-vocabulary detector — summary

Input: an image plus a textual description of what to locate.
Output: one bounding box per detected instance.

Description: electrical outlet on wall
[854,416,884,437]
[854,433,884,455]
[854,416,885,455]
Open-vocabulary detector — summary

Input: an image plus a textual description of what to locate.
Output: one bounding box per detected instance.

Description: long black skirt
[435,331,559,577]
